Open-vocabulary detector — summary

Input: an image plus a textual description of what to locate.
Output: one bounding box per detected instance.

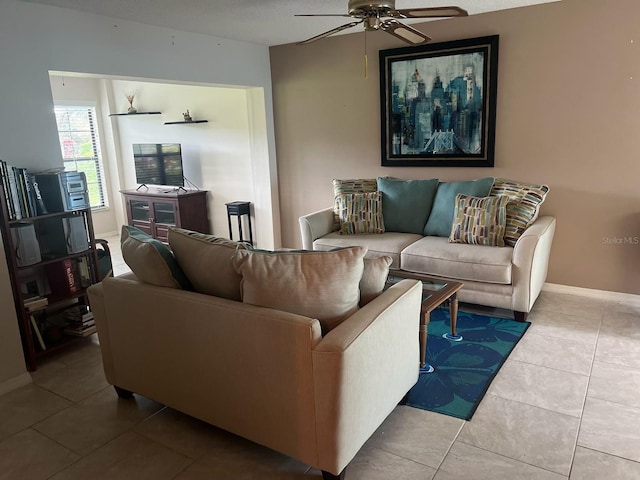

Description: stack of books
[63,305,96,337]
[23,294,49,312]
[0,159,47,220]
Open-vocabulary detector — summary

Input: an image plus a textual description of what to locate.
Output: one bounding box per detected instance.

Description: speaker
[62,215,89,254]
[10,223,42,266]
[38,215,89,257]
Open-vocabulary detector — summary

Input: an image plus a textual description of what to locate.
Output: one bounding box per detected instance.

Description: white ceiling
[20,0,561,46]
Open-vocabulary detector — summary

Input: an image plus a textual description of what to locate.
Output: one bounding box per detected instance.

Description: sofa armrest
[87,282,115,384]
[511,216,557,313]
[312,279,422,473]
[299,207,335,250]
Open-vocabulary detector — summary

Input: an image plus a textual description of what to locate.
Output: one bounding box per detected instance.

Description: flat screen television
[133,143,184,187]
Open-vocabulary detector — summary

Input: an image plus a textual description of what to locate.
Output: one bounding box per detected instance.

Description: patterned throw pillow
[336,191,385,235]
[490,179,550,246]
[332,178,377,231]
[449,194,509,247]
[120,225,192,290]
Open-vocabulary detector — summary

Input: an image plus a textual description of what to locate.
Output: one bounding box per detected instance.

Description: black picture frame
[380,35,499,167]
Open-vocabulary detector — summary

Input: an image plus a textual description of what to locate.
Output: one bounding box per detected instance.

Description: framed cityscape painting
[379,35,499,167]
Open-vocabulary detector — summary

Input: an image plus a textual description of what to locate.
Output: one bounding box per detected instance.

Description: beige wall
[270,0,640,295]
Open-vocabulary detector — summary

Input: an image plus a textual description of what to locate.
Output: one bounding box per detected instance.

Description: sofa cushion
[232,246,367,333]
[401,236,513,284]
[360,256,393,306]
[423,177,495,237]
[168,228,249,301]
[332,178,377,231]
[121,225,192,290]
[376,177,439,234]
[449,194,509,247]
[490,178,550,247]
[336,191,385,235]
[313,231,423,269]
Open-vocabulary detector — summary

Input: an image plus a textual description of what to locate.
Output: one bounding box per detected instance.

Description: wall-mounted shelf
[164,120,208,125]
[109,112,162,117]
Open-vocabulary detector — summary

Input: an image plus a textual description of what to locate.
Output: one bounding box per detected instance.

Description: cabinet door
[152,201,177,226]
[130,200,151,222]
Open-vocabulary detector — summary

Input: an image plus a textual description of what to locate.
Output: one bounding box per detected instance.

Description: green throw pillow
[423,177,495,237]
[121,225,192,290]
[377,177,439,234]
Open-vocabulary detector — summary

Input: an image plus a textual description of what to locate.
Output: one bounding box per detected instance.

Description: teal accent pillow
[121,226,192,290]
[377,177,439,234]
[423,177,495,237]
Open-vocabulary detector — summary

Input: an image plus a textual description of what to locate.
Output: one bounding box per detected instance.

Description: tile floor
[1,235,639,478]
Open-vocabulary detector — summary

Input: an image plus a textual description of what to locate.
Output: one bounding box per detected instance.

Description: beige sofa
[300,208,556,320]
[88,269,422,479]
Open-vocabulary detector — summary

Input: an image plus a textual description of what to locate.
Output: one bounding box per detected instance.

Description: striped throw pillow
[490,179,550,246]
[337,191,385,235]
[332,178,378,231]
[449,194,509,247]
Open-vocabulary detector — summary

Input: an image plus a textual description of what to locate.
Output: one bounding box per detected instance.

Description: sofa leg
[514,311,528,322]
[114,385,134,399]
[322,469,345,480]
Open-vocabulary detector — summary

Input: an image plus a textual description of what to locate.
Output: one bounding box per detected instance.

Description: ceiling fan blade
[380,20,431,45]
[392,6,468,19]
[297,20,363,45]
[295,14,352,17]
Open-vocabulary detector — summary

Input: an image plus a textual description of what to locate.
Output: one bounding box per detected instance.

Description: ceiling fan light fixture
[364,16,382,31]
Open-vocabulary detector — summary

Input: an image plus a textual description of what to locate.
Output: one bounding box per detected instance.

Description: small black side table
[226,201,253,245]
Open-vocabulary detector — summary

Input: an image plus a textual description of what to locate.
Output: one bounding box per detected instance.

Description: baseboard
[0,372,32,396]
[95,230,119,239]
[543,283,640,302]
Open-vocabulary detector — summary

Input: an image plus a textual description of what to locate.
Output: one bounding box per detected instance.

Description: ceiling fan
[296,0,468,46]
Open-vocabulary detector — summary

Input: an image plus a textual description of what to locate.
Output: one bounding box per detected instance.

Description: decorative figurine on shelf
[126,92,137,114]
[183,109,192,122]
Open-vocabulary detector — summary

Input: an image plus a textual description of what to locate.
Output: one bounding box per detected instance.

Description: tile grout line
[567,302,605,479]
[454,437,570,478]
[430,420,466,478]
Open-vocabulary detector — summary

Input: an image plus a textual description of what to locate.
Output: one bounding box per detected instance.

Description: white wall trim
[543,283,640,303]
[0,372,32,396]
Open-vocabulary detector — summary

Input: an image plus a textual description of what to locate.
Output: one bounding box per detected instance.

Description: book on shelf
[76,257,92,288]
[63,324,96,337]
[0,160,15,219]
[23,294,49,311]
[0,160,40,219]
[30,314,47,350]
[45,258,79,296]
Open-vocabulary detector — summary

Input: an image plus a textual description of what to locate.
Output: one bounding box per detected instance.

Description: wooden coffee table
[386,271,464,373]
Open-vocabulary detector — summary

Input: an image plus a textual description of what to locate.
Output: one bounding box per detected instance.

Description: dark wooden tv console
[121,189,210,243]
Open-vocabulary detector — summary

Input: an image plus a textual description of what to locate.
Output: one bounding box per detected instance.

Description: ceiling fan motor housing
[348,0,396,17]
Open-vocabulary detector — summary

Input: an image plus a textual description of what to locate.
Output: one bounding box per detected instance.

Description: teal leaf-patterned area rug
[405,308,530,420]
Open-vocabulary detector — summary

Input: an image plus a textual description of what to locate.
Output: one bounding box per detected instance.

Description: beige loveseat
[88,226,423,479]
[300,177,556,320]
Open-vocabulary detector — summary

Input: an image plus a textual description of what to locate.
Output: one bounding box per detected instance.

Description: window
[54,105,107,209]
